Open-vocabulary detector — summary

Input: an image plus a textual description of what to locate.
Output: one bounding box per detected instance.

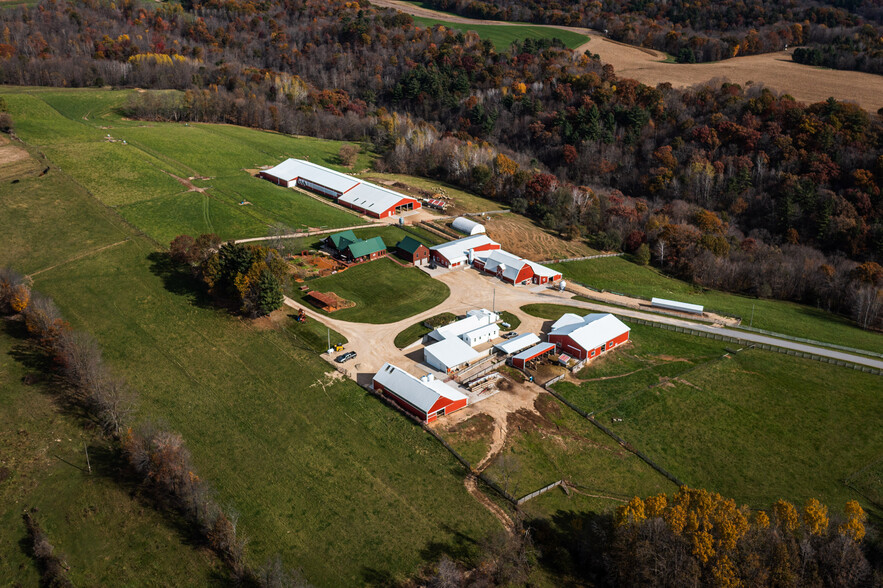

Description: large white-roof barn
[373,363,467,423]
[547,313,630,360]
[260,158,421,218]
[473,249,562,286]
[452,216,486,235]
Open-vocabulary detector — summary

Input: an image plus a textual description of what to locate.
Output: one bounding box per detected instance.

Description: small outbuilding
[511,342,556,369]
[395,236,430,266]
[427,309,499,342]
[452,217,486,236]
[460,323,500,347]
[494,333,541,355]
[651,297,704,315]
[373,363,468,423]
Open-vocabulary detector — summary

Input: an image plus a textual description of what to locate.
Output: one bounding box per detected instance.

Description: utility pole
[84,441,92,474]
[749,303,755,328]
[327,327,331,351]
[493,288,496,313]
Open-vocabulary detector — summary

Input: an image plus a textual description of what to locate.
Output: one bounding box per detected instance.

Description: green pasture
[595,350,883,511]
[0,328,221,586]
[410,16,589,51]
[550,256,883,354]
[293,257,450,323]
[393,312,458,348]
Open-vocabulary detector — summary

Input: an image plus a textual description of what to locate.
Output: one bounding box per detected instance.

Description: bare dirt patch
[484,214,595,261]
[0,144,31,166]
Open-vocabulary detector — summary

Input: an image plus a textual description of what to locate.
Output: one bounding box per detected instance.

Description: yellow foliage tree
[755,511,770,529]
[10,283,30,313]
[838,500,867,541]
[615,496,646,527]
[802,498,829,536]
[772,500,800,533]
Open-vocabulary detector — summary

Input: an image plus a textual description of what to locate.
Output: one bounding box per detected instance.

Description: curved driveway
[286,267,883,381]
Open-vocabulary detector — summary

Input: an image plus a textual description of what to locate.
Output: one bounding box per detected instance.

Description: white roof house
[424,337,481,373]
[549,313,630,352]
[429,234,499,266]
[428,309,499,342]
[651,297,704,315]
[264,158,360,194]
[373,363,467,413]
[452,217,486,235]
[460,323,500,347]
[494,333,541,355]
[337,182,410,216]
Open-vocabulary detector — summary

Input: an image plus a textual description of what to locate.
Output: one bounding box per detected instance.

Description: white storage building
[651,297,704,315]
[424,337,481,373]
[494,333,541,355]
[452,217,486,235]
[460,323,500,347]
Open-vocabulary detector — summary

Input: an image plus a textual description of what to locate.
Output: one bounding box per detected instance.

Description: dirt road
[370,0,883,113]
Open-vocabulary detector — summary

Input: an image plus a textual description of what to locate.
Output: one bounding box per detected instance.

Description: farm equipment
[296,309,307,323]
[332,343,344,352]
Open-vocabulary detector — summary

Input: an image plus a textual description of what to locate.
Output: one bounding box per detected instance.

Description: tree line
[0,267,304,586]
[419,0,883,74]
[0,0,880,330]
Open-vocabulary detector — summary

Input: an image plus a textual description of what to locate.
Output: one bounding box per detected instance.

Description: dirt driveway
[370,0,883,113]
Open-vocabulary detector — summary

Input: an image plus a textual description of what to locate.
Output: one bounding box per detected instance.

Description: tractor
[296,309,307,323]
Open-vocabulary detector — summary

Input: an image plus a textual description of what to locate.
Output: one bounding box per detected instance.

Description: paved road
[284,266,883,378]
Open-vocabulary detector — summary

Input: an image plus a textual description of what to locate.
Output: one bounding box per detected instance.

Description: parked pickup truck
[335,351,357,363]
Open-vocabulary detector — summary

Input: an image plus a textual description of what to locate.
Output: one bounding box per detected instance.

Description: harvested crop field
[483,213,598,260]
[374,0,883,113]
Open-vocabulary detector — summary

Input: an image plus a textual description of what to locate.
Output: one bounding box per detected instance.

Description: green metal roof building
[327,229,358,251]
[346,236,387,261]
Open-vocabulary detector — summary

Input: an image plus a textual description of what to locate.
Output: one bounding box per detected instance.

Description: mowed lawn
[595,350,883,512]
[410,15,589,51]
[0,328,222,586]
[550,256,883,354]
[294,257,450,323]
[0,88,369,244]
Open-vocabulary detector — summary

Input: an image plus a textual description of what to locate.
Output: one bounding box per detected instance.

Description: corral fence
[539,252,623,264]
[516,480,567,505]
[626,317,883,376]
[544,374,566,387]
[544,386,685,488]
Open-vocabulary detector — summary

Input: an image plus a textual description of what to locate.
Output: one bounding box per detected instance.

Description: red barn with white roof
[547,313,630,360]
[373,363,468,423]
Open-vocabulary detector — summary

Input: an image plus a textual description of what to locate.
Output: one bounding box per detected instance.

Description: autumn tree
[338,144,359,167]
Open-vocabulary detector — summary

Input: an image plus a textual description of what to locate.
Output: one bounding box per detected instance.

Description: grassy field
[550,256,883,354]
[440,414,496,465]
[482,395,673,503]
[283,311,349,354]
[594,350,883,511]
[293,257,450,323]
[364,171,508,215]
[0,88,370,244]
[410,15,589,51]
[0,325,222,586]
[498,310,521,330]
[0,96,501,583]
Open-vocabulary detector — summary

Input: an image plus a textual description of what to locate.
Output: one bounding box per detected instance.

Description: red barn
[429,235,501,268]
[373,363,468,423]
[472,250,562,285]
[547,313,630,360]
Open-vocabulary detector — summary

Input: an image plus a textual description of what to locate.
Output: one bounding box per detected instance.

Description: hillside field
[550,256,883,354]
[409,15,589,51]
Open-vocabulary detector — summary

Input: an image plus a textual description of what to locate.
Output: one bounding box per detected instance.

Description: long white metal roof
[481,250,528,281]
[550,313,585,331]
[429,309,497,341]
[512,342,556,361]
[460,323,499,344]
[651,297,704,314]
[265,158,361,193]
[338,182,412,215]
[424,337,480,369]
[550,313,630,352]
[429,234,499,264]
[494,333,541,355]
[373,363,467,413]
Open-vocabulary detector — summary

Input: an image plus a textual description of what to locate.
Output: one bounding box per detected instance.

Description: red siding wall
[374,382,429,422]
[549,330,630,360]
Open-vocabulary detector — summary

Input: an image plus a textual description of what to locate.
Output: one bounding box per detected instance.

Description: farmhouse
[452,216,486,235]
[429,234,501,268]
[395,236,429,266]
[427,309,499,342]
[326,229,358,252]
[373,363,468,423]
[424,337,481,373]
[511,342,556,369]
[261,159,421,218]
[547,313,630,360]
[345,236,386,263]
[473,249,562,286]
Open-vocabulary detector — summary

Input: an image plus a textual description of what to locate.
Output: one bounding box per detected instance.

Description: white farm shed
[452,217,486,235]
[651,297,704,315]
[460,323,500,347]
[428,309,499,342]
[424,337,481,373]
[494,333,541,355]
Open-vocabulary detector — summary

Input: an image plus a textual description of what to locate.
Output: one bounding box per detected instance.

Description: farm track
[370,0,883,113]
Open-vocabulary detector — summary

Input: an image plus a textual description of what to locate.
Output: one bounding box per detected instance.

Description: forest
[420,0,883,73]
[0,0,880,329]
